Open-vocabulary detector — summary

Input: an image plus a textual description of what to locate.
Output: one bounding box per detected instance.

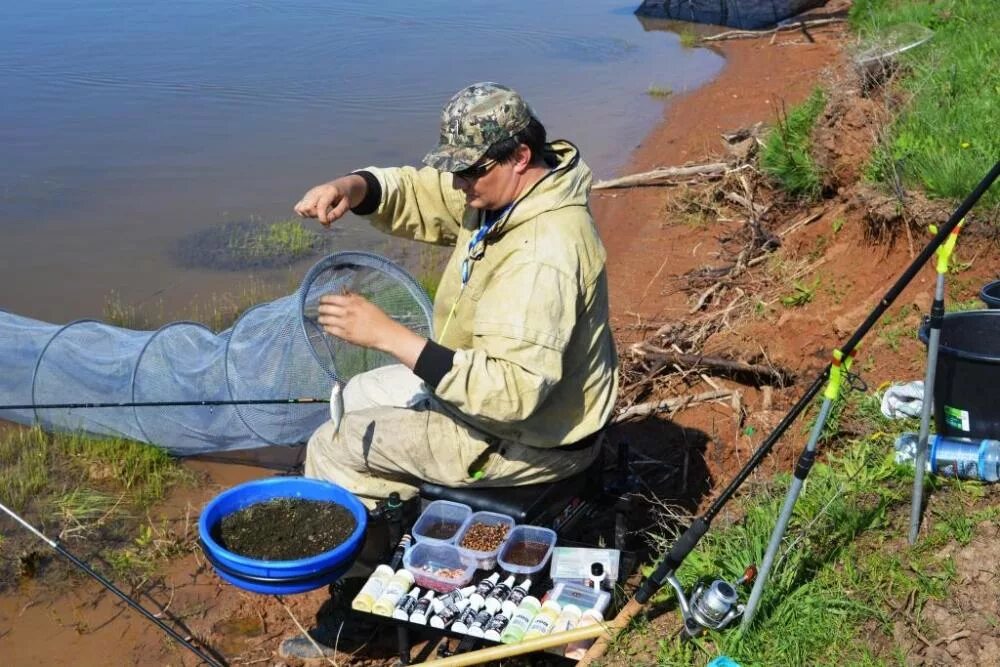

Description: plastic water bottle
[894,433,1000,482]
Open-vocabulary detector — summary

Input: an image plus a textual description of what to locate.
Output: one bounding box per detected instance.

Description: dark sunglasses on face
[454,158,498,181]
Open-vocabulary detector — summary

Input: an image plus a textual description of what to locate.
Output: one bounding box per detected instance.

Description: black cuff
[414,340,455,390]
[350,170,382,215]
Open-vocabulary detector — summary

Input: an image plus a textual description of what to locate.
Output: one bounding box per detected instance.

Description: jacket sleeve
[363,165,466,246]
[433,260,578,425]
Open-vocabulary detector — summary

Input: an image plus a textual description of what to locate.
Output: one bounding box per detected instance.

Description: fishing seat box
[418,432,605,526]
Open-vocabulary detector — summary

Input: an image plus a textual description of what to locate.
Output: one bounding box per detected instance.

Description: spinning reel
[666,565,756,637]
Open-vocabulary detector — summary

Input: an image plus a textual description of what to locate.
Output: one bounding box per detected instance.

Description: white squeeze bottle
[552,603,582,633]
[523,599,562,639]
[545,604,583,654]
[371,569,415,616]
[563,608,605,659]
[351,564,394,612]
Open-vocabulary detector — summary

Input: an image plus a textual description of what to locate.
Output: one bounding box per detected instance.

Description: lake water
[0,0,724,323]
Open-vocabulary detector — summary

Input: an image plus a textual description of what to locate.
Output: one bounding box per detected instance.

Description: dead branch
[593,162,729,190]
[701,18,845,43]
[631,343,794,386]
[613,389,733,423]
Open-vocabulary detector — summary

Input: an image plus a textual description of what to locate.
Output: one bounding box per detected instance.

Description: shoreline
[593,31,845,335]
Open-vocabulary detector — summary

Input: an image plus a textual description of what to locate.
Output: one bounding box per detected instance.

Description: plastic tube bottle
[499,596,541,644]
[430,598,469,629]
[523,600,562,640]
[895,433,1000,481]
[351,564,394,612]
[371,569,415,616]
[392,587,420,620]
[500,577,533,617]
[483,575,515,614]
[468,572,500,608]
[431,585,475,615]
[451,599,483,634]
[409,590,436,625]
[466,608,494,638]
[563,608,605,659]
[482,609,511,641]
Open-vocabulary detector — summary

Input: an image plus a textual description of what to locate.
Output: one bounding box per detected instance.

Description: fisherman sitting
[293,81,617,509]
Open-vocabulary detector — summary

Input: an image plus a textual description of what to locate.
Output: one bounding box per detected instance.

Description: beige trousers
[304,365,600,508]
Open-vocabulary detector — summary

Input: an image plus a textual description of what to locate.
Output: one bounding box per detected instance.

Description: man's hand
[317,292,427,369]
[294,174,367,226]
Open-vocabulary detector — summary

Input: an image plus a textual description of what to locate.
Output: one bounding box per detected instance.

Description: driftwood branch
[593,162,729,190]
[701,18,845,43]
[613,389,733,423]
[632,343,794,386]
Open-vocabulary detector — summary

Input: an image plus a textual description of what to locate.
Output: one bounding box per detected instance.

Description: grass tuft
[851,0,1000,209]
[761,88,827,199]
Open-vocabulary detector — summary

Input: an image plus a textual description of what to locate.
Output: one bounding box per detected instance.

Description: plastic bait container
[403,541,476,593]
[497,524,557,576]
[411,500,471,545]
[455,511,515,570]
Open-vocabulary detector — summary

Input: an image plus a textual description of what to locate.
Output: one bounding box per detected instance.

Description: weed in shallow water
[646,84,674,98]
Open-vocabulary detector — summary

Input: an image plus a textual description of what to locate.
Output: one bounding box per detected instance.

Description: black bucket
[919,310,1000,440]
[980,280,1000,309]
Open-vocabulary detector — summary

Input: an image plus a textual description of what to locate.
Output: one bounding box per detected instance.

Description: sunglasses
[454,158,499,181]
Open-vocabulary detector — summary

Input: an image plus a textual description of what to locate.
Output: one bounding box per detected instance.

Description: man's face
[451,157,512,211]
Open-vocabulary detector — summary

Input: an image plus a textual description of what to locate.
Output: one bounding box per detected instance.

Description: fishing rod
[0,397,328,411]
[0,500,226,666]
[577,159,999,664]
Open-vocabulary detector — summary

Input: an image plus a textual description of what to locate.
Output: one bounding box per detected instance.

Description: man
[294,82,618,509]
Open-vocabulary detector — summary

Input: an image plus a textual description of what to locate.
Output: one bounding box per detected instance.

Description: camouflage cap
[422,82,534,173]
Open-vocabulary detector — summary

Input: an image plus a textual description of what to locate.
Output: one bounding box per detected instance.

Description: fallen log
[613,389,733,423]
[632,343,794,386]
[701,18,845,42]
[593,162,729,190]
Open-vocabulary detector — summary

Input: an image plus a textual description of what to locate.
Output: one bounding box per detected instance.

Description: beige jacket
[362,140,618,447]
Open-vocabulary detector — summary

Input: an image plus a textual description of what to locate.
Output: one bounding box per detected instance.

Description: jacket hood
[489,140,592,237]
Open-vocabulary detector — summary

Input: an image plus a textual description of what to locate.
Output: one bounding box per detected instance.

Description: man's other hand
[317,292,426,369]
[294,174,367,226]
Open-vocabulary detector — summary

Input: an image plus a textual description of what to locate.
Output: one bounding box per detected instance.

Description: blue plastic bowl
[199,477,367,595]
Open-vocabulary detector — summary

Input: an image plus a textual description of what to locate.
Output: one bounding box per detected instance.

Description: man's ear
[512,144,533,174]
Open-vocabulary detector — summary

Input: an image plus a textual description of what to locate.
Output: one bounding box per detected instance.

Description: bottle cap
[394,568,415,584]
[540,599,561,612]
[483,629,501,641]
[372,564,394,577]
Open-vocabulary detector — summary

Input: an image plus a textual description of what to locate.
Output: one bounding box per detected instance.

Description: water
[1,1,724,323]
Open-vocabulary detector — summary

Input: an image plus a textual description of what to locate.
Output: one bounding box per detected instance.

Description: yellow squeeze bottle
[351,564,394,612]
[371,569,415,616]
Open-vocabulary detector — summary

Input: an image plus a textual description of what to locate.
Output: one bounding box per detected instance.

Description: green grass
[851,0,1000,209]
[0,426,189,586]
[761,88,827,199]
[780,277,820,308]
[230,219,320,262]
[621,389,989,666]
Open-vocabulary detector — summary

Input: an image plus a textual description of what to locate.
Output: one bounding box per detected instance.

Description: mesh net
[0,252,433,455]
